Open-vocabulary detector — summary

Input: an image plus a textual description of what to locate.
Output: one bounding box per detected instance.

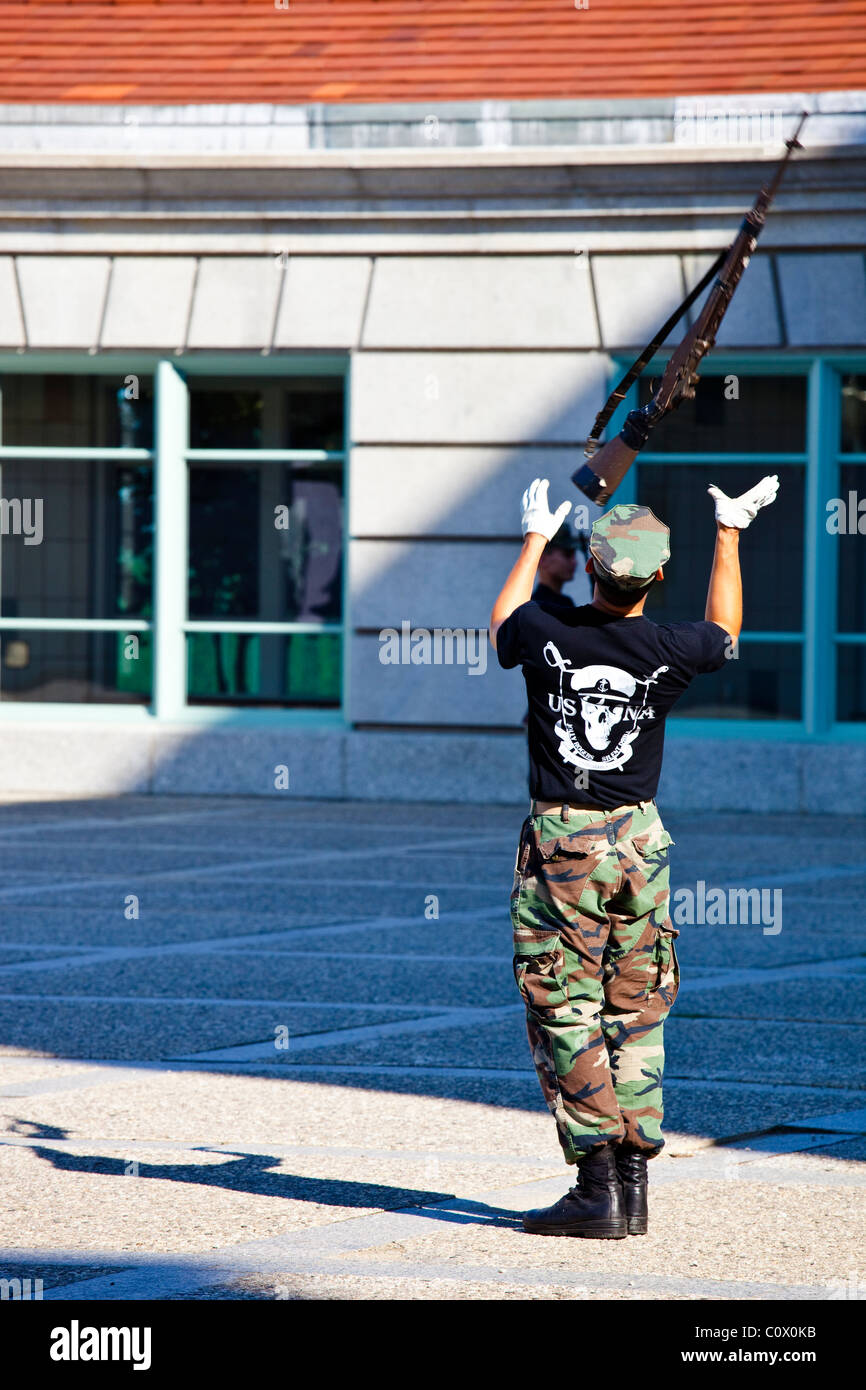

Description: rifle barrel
[762,110,809,203]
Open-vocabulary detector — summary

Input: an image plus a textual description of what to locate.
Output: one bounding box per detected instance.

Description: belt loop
[561,802,570,823]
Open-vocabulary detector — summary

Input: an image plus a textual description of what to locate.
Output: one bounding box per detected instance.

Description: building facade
[0,94,864,809]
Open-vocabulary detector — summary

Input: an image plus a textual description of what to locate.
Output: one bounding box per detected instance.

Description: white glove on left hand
[707,474,780,529]
[521,477,572,541]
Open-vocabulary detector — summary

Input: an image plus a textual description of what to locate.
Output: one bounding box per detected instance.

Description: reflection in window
[0,459,153,621]
[841,375,866,453]
[189,377,344,450]
[188,466,342,624]
[188,467,260,619]
[281,470,342,623]
[638,375,806,453]
[0,374,153,448]
[837,645,866,722]
[671,642,802,721]
[113,466,154,618]
[186,632,340,706]
[0,631,151,703]
[836,465,866,634]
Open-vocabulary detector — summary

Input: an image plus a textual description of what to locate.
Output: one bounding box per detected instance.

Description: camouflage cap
[590,503,670,591]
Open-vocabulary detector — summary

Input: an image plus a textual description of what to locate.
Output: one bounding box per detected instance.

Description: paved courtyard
[0,794,863,1301]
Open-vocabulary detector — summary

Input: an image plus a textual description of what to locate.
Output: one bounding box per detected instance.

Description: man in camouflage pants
[489,471,779,1239]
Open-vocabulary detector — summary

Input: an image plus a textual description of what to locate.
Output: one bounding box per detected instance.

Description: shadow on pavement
[26,1143,525,1225]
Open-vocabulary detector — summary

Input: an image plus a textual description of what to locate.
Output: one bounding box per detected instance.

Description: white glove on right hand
[521,477,572,541]
[707,474,780,529]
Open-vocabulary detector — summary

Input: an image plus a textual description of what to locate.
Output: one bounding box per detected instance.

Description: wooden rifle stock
[572,435,639,506]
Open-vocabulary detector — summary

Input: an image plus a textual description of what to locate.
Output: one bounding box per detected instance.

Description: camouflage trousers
[511,800,680,1164]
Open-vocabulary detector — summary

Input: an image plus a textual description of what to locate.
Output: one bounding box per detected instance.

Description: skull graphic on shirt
[572,666,636,751]
[543,643,667,772]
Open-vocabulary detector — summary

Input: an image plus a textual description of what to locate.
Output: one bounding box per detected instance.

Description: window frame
[608,353,866,740]
[0,353,350,725]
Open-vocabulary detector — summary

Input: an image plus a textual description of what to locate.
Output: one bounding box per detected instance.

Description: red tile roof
[0,0,864,105]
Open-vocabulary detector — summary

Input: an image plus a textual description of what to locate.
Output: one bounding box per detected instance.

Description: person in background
[532,523,587,613]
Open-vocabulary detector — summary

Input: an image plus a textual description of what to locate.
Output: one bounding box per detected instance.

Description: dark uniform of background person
[532,522,588,613]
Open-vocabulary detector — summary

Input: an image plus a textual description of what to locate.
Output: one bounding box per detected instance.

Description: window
[836,374,866,723]
[0,373,153,702]
[639,374,806,455]
[0,363,346,714]
[185,375,344,708]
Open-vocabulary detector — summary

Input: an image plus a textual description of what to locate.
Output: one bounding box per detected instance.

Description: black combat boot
[615,1144,649,1235]
[522,1142,627,1238]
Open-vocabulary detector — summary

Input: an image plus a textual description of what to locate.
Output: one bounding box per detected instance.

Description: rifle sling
[587,246,727,449]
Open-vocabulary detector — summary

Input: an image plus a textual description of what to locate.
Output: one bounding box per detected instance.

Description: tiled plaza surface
[0,795,863,1301]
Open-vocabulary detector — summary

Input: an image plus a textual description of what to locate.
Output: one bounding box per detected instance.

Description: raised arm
[489,478,571,651]
[489,533,548,650]
[704,474,780,642]
[705,524,742,639]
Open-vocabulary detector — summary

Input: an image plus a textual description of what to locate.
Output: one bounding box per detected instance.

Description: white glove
[707,474,780,529]
[521,477,572,541]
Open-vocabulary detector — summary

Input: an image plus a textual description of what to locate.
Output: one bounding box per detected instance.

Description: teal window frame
[606,353,866,741]
[0,353,350,726]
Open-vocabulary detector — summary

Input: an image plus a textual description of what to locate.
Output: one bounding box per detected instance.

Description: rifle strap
[586,246,727,451]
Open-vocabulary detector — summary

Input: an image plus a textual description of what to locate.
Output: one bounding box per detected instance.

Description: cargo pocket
[650,926,680,1005]
[535,828,597,864]
[509,823,534,933]
[513,939,568,1016]
[532,829,596,913]
[630,827,675,861]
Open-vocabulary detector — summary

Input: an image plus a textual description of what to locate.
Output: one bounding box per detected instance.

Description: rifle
[573,111,808,505]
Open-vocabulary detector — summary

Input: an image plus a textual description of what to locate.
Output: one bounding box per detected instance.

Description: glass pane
[836,465,866,633]
[0,459,153,620]
[188,466,259,618]
[0,630,151,703]
[282,469,343,622]
[637,374,806,453]
[671,642,802,720]
[186,632,341,706]
[113,466,155,619]
[188,465,342,623]
[0,374,153,448]
[841,375,866,453]
[189,376,344,450]
[638,463,804,630]
[837,645,866,722]
[285,378,344,450]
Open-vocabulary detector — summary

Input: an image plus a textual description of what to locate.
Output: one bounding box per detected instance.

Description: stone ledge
[0,725,862,812]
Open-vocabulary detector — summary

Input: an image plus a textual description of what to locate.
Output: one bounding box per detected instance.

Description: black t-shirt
[496,601,728,808]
